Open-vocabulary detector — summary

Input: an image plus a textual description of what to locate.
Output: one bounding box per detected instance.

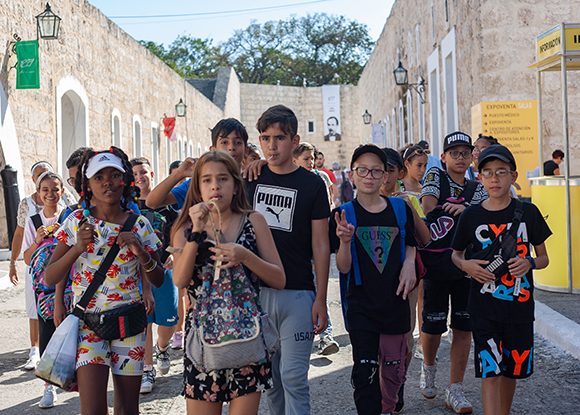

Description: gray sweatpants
[260,287,315,415]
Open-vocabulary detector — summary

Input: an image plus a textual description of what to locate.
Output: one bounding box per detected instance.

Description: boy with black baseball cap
[451,145,551,414]
[331,144,417,414]
[419,131,487,413]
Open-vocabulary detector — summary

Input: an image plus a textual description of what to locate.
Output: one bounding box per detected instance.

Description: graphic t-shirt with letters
[452,199,551,323]
[246,166,330,291]
[329,199,417,334]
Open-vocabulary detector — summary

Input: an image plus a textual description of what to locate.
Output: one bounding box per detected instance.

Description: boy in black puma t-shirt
[452,145,551,415]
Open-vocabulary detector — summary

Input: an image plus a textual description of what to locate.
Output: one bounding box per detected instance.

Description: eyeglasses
[480,168,513,178]
[448,150,472,160]
[353,167,386,179]
[67,177,76,186]
[402,147,426,160]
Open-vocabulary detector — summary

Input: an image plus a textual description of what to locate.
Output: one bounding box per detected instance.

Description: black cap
[350,144,389,169]
[478,144,517,172]
[381,147,404,169]
[417,140,430,150]
[443,131,474,151]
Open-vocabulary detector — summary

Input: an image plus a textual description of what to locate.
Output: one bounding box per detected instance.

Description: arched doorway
[56,76,89,178]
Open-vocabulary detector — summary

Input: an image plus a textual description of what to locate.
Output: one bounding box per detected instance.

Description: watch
[185,229,207,244]
[525,256,537,270]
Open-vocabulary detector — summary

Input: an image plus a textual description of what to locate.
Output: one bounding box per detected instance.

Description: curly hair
[76,146,139,211]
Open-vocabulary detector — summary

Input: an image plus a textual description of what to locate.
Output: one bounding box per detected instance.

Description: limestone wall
[358,0,580,171]
[239,83,361,169]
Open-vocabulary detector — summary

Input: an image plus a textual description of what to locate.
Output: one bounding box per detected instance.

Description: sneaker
[445,383,473,414]
[394,382,404,413]
[155,344,171,375]
[140,368,156,394]
[38,384,57,409]
[420,362,437,399]
[171,331,184,350]
[414,343,424,360]
[24,351,40,371]
[317,335,339,356]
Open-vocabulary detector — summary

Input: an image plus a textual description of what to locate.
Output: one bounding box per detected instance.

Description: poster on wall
[322,85,341,141]
[371,123,385,146]
[471,100,538,198]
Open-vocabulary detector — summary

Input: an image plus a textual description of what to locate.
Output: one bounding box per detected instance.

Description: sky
[89,0,396,45]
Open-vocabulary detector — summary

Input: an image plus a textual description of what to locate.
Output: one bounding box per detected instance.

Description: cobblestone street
[1,261,580,414]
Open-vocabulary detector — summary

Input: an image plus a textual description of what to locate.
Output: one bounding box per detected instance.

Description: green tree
[141,13,373,86]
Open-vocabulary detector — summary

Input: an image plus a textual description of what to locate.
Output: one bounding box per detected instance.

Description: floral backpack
[29,214,74,321]
[185,216,278,372]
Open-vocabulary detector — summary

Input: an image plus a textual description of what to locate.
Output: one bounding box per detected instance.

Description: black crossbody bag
[72,214,148,340]
[469,200,524,279]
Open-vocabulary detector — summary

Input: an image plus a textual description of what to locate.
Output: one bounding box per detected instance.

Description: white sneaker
[420,362,437,399]
[24,351,40,371]
[317,335,339,356]
[445,383,473,414]
[38,384,57,409]
[155,344,171,375]
[140,368,156,394]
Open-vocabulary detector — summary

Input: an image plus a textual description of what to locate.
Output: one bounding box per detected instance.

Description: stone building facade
[239,83,361,168]
[357,0,580,173]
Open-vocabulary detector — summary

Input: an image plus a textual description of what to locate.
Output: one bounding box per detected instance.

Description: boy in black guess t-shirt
[330,144,417,415]
[452,145,551,415]
[246,105,331,415]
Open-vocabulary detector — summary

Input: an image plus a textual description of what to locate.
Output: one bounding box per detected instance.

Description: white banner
[322,85,341,141]
[371,123,385,146]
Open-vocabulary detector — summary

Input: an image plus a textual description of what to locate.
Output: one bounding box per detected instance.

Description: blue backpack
[338,197,407,329]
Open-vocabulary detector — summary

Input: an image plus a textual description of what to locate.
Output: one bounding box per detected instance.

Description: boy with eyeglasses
[451,145,550,415]
[419,131,487,414]
[330,144,417,415]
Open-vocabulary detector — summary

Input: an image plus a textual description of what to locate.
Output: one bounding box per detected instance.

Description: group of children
[13,103,551,415]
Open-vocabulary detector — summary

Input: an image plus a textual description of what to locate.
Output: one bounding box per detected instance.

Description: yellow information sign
[471,100,538,198]
[535,23,580,66]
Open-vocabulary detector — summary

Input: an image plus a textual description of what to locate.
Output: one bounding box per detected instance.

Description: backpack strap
[73,213,139,317]
[31,214,43,231]
[461,180,479,204]
[437,168,451,205]
[508,199,524,239]
[340,201,361,287]
[387,197,407,264]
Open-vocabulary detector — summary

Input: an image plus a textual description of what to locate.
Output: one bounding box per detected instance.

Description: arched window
[398,100,405,149]
[111,108,121,148]
[151,123,159,184]
[133,115,142,157]
[406,91,413,144]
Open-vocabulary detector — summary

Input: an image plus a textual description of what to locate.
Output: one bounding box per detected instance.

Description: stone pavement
[1,259,580,413]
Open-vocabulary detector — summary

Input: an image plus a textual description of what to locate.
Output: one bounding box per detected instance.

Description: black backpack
[420,169,479,279]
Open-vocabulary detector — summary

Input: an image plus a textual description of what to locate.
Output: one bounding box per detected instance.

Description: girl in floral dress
[46,147,164,414]
[172,151,285,415]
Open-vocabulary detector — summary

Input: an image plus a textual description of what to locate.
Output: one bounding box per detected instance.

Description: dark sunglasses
[402,146,426,160]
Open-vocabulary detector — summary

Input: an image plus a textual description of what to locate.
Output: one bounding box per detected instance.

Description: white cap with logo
[85,153,126,179]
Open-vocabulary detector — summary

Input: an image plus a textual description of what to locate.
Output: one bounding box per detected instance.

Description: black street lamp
[36,3,61,40]
[393,61,427,104]
[175,99,187,117]
[362,110,372,125]
[393,61,408,86]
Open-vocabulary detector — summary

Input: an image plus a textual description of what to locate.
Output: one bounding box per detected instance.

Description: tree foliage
[141,13,373,86]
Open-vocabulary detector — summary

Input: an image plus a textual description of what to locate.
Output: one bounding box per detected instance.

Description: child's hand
[188,202,212,232]
[209,243,249,268]
[143,289,155,315]
[507,256,532,277]
[174,157,197,179]
[54,299,66,327]
[163,254,174,270]
[461,259,495,283]
[335,210,355,243]
[117,232,146,257]
[442,202,466,216]
[35,226,49,244]
[396,259,416,300]
[242,159,268,182]
[75,222,96,253]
